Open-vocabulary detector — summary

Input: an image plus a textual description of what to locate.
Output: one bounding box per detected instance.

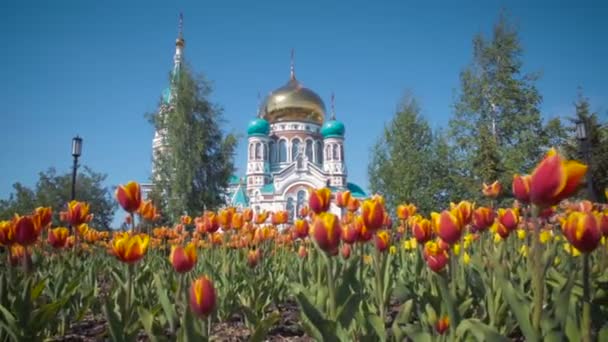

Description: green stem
[326,255,337,320]
[373,248,385,322]
[126,263,134,328]
[582,253,591,342]
[530,206,544,333]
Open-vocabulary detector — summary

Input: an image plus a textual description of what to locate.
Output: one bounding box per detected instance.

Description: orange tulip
[138,200,159,221]
[335,191,352,209]
[561,211,602,253]
[10,244,29,267]
[482,180,502,198]
[33,207,53,231]
[497,208,519,231]
[529,148,587,207]
[423,241,449,273]
[189,276,216,317]
[435,316,450,335]
[181,215,193,225]
[0,220,15,246]
[375,230,390,252]
[472,207,495,232]
[361,195,386,231]
[254,211,269,224]
[298,205,310,218]
[431,209,463,245]
[346,197,360,212]
[116,181,142,213]
[48,227,70,249]
[218,209,234,229]
[312,212,342,255]
[309,188,332,214]
[109,232,149,264]
[341,222,360,244]
[62,201,93,226]
[341,243,351,259]
[242,208,253,223]
[357,216,373,242]
[397,204,417,221]
[512,174,532,204]
[271,211,289,225]
[247,249,261,268]
[292,219,309,239]
[450,201,473,225]
[170,242,198,273]
[411,217,432,243]
[13,215,39,246]
[298,245,308,258]
[201,212,219,233]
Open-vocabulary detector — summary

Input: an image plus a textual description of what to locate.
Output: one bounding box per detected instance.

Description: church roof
[260,183,275,194]
[346,182,366,198]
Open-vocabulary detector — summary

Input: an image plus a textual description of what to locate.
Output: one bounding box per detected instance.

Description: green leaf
[496,268,539,341]
[455,318,508,341]
[154,274,177,332]
[295,292,339,341]
[250,311,280,342]
[391,299,414,341]
[104,301,126,342]
[336,293,360,329]
[367,313,386,342]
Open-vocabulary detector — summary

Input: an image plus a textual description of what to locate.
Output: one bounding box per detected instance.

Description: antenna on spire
[256,91,262,117]
[290,48,296,80]
[178,12,184,39]
[330,92,336,120]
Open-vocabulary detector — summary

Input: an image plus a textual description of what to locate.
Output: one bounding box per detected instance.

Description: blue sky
[1,0,606,226]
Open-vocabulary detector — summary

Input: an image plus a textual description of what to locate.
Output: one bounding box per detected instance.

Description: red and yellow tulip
[33,206,53,231]
[138,200,159,221]
[435,316,450,335]
[0,220,15,246]
[472,207,495,232]
[312,212,342,255]
[48,227,70,249]
[423,240,449,273]
[411,217,432,243]
[561,211,602,253]
[361,195,386,231]
[115,181,142,213]
[482,180,502,198]
[109,232,149,264]
[254,211,269,225]
[374,230,390,252]
[347,197,360,212]
[396,203,417,221]
[497,208,519,231]
[13,215,40,246]
[271,210,289,225]
[189,276,216,318]
[247,249,261,268]
[62,201,93,227]
[292,219,309,239]
[170,242,198,273]
[335,191,352,209]
[309,188,331,214]
[431,209,463,245]
[512,174,532,204]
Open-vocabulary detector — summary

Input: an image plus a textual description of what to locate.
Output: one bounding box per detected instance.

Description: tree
[150,64,237,221]
[0,167,115,228]
[562,93,608,202]
[368,94,451,214]
[449,13,547,201]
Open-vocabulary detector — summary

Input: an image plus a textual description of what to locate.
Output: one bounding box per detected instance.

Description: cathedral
[148,16,366,221]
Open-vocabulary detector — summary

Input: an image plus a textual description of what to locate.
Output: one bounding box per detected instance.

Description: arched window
[268,141,275,163]
[333,144,339,161]
[249,143,254,161]
[340,145,344,161]
[263,143,268,161]
[325,145,331,161]
[296,190,307,218]
[305,140,313,161]
[291,138,301,161]
[255,143,262,160]
[286,197,295,223]
[316,141,323,163]
[278,140,287,162]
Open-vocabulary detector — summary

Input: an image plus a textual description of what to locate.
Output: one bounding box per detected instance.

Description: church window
[316,141,323,163]
[296,190,307,217]
[263,143,268,161]
[278,139,287,162]
[286,197,295,223]
[305,140,313,161]
[255,143,262,160]
[268,141,275,163]
[340,145,344,161]
[333,144,339,161]
[325,145,331,160]
[291,138,301,161]
[249,143,254,161]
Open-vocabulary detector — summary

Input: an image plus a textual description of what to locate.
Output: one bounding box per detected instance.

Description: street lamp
[71,136,83,201]
[575,119,596,201]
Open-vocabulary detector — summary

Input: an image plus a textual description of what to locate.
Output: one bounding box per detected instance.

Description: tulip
[482,180,502,198]
[247,249,261,268]
[472,207,495,232]
[493,221,511,239]
[435,316,450,335]
[231,213,244,230]
[529,148,587,207]
[271,210,289,225]
[600,212,608,237]
[411,217,432,243]
[189,276,216,317]
[341,243,351,259]
[312,212,342,255]
[242,208,253,222]
[13,215,39,246]
[298,206,310,218]
[450,201,473,225]
[561,211,602,253]
[48,227,70,249]
[170,242,198,273]
[335,191,352,209]
[292,219,309,239]
[341,222,360,244]
[431,209,463,245]
[109,232,149,263]
[116,181,142,213]
[375,230,390,252]
[396,203,417,221]
[254,211,269,224]
[361,195,386,231]
[298,245,308,258]
[10,244,30,267]
[62,201,93,227]
[347,198,360,212]
[423,241,449,273]
[138,200,159,221]
[218,209,234,229]
[498,208,519,231]
[202,212,219,233]
[33,207,53,231]
[512,174,532,204]
[309,188,331,214]
[0,220,15,246]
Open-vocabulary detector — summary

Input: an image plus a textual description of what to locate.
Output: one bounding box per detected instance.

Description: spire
[290,48,296,80]
[256,91,262,118]
[176,12,185,46]
[173,13,185,77]
[330,92,336,120]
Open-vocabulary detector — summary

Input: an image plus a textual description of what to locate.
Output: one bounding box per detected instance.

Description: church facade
[149,16,366,221]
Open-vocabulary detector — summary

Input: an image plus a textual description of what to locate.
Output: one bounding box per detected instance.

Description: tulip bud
[472,207,495,232]
[431,210,463,245]
[247,249,261,268]
[341,244,351,259]
[423,241,449,273]
[396,203,417,221]
[361,196,386,231]
[561,211,602,253]
[435,316,450,335]
[530,148,587,207]
[292,219,309,239]
[14,215,39,246]
[374,230,390,252]
[512,174,531,203]
[48,227,70,249]
[189,276,216,318]
[298,245,308,258]
[335,191,352,209]
[116,181,142,213]
[309,188,332,214]
[341,222,360,244]
[482,180,502,198]
[498,208,519,231]
[411,217,432,243]
[312,212,342,255]
[170,243,198,273]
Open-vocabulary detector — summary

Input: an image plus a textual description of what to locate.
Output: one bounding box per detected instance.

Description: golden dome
[261,77,326,125]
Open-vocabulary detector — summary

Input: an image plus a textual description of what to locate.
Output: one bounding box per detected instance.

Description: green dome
[247,118,270,136]
[321,120,345,138]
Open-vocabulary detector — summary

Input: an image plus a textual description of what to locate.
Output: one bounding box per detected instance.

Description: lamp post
[71,136,83,201]
[575,118,596,202]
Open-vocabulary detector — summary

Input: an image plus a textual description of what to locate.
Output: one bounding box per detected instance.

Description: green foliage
[150,64,237,221]
[0,167,115,228]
